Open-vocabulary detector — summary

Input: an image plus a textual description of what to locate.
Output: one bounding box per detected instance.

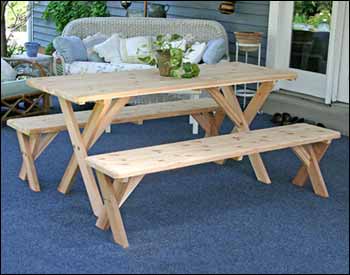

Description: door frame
[266,1,348,104]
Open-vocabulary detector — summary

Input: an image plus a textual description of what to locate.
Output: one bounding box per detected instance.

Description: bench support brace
[16,132,41,192]
[96,172,130,248]
[96,175,144,231]
[292,142,330,198]
[19,132,59,182]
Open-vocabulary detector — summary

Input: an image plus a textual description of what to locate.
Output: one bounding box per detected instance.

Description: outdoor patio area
[1,99,349,274]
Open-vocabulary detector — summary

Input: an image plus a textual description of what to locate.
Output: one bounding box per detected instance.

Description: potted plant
[138,34,200,78]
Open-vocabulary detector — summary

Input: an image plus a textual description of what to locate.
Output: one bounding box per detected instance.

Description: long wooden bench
[86,124,341,248]
[7,98,224,192]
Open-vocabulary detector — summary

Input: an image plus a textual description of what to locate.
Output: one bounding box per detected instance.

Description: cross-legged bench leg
[207,86,271,184]
[18,133,39,181]
[19,133,59,182]
[192,110,225,137]
[96,172,129,248]
[292,143,329,198]
[292,141,331,187]
[58,98,130,217]
[16,132,40,192]
[96,176,144,231]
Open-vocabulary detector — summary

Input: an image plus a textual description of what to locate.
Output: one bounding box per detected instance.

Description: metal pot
[148,3,170,18]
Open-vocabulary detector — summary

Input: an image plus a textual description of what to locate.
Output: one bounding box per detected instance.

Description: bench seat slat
[7,98,220,135]
[86,124,341,179]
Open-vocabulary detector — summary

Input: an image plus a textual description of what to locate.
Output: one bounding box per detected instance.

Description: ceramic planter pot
[157,50,172,77]
[25,42,40,57]
[234,32,262,52]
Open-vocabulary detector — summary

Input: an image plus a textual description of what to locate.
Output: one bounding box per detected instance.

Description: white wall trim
[325,1,348,104]
[266,1,280,69]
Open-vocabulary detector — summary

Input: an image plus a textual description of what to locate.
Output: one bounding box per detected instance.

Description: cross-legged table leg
[58,97,130,217]
[57,100,112,195]
[240,81,275,126]
[207,86,271,184]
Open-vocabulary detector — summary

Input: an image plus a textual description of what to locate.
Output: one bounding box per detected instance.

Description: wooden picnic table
[27,62,297,218]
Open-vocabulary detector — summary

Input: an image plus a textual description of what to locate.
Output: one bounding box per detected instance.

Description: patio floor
[1,102,349,274]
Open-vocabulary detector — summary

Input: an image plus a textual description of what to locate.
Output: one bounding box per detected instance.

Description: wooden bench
[7,98,224,192]
[86,124,341,248]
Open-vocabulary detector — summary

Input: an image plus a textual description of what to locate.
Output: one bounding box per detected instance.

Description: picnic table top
[27,62,297,105]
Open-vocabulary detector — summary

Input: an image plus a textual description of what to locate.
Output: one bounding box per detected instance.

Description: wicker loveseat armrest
[52,51,66,76]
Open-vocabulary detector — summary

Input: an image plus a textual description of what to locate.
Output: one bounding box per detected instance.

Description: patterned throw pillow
[53,36,88,64]
[1,58,17,82]
[119,36,153,64]
[94,34,123,64]
[83,32,109,62]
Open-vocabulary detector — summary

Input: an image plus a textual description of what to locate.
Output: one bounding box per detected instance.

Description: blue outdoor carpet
[1,109,349,274]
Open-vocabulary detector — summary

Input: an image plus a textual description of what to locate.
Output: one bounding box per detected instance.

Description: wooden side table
[10,53,53,77]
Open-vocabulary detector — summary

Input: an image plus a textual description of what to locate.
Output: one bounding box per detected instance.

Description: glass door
[276,1,334,99]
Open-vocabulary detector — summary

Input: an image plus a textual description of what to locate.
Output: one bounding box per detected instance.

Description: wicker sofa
[53,17,230,105]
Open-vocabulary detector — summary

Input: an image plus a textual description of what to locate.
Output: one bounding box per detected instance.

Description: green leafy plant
[294,1,332,18]
[6,42,25,57]
[44,42,55,56]
[293,1,332,30]
[307,9,332,28]
[43,1,109,33]
[293,14,308,25]
[138,34,200,79]
[42,1,109,57]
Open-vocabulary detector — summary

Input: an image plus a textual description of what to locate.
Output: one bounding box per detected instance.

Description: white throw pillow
[94,34,123,64]
[170,39,187,51]
[83,32,109,62]
[1,58,17,82]
[183,42,207,64]
[120,36,153,64]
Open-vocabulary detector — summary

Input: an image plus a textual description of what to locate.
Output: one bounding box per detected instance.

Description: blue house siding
[33,1,270,64]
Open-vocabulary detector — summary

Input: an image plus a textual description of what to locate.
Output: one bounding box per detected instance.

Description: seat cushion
[64,61,154,75]
[1,58,17,82]
[1,79,40,99]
